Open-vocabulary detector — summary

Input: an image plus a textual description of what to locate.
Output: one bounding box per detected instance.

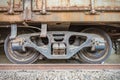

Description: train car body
[0,0,120,64]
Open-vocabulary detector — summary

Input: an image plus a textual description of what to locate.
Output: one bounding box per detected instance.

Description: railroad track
[0,64,119,70]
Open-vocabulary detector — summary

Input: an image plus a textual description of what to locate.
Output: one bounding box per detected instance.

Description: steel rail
[0,64,119,70]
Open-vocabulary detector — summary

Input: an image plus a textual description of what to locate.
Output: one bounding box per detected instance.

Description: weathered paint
[32,0,90,11]
[23,0,32,20]
[0,0,120,11]
[0,0,9,11]
[0,12,119,23]
[0,0,23,11]
[0,0,119,22]
[95,0,120,10]
[14,0,23,11]
[32,0,120,11]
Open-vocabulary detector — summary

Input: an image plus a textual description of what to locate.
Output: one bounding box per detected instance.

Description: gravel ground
[0,70,120,80]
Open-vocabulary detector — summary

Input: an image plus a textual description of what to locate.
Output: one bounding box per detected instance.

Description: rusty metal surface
[0,0,9,11]
[32,12,120,22]
[32,0,90,11]
[0,12,119,23]
[0,0,23,11]
[0,13,22,22]
[0,0,120,11]
[0,64,119,70]
[95,0,120,11]
[14,0,23,11]
[0,0,119,22]
[32,0,120,11]
[23,0,32,20]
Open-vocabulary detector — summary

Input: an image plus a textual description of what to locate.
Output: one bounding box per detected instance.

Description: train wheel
[4,35,39,64]
[78,28,112,64]
[4,29,40,64]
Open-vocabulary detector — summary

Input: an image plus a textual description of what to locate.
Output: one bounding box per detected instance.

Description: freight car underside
[0,11,120,64]
[0,11,119,64]
[0,0,120,64]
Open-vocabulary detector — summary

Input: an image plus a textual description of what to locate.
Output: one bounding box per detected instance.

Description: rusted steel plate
[14,0,23,11]
[32,0,90,11]
[0,12,120,23]
[23,0,32,20]
[0,64,119,70]
[32,0,120,11]
[32,12,120,22]
[95,0,120,10]
[0,0,120,12]
[0,0,9,11]
[0,0,23,11]
[0,13,22,22]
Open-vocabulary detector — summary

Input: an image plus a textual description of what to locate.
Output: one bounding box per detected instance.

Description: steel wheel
[4,35,39,64]
[4,29,40,64]
[78,28,112,64]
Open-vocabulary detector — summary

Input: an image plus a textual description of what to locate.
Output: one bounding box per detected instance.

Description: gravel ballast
[0,70,120,80]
